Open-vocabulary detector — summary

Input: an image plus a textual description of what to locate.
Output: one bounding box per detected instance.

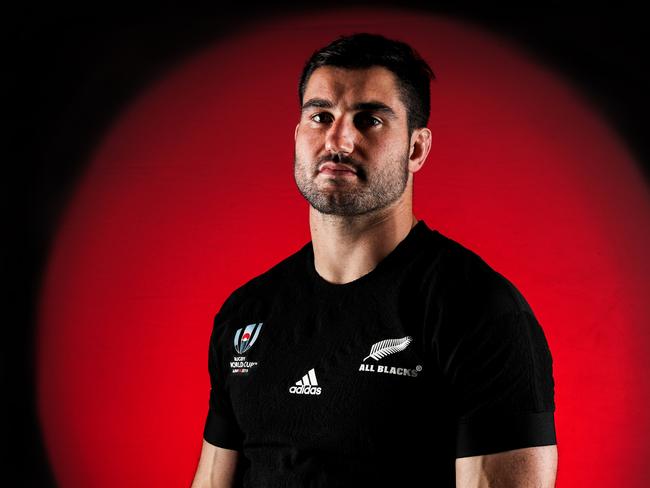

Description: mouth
[318,162,357,177]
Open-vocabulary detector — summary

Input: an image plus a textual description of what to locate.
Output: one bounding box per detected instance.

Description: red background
[37,8,650,486]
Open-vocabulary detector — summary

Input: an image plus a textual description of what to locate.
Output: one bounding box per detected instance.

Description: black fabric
[456,411,556,458]
[202,220,556,487]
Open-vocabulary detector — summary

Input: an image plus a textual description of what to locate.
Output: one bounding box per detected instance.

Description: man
[191,33,558,487]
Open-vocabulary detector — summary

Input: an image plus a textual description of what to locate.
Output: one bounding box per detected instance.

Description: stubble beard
[293,149,411,217]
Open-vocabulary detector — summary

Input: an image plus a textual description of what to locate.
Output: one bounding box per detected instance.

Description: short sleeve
[442,309,557,458]
[202,313,244,450]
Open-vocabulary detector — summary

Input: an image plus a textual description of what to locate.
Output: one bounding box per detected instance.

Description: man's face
[294,66,412,216]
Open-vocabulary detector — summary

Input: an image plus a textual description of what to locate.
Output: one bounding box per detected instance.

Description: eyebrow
[301,97,398,119]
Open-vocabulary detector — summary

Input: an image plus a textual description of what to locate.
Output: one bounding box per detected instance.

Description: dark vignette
[4,3,648,486]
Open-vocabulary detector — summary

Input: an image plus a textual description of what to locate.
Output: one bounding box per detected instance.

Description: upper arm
[456,445,558,488]
[191,439,240,488]
[441,305,558,483]
[440,308,557,458]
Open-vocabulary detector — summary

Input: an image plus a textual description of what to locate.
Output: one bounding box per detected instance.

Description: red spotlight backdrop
[37,8,650,487]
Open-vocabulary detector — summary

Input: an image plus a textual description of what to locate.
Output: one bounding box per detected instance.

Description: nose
[324,116,355,155]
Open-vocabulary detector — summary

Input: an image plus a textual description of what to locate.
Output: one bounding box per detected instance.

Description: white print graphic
[289,368,322,395]
[359,336,421,378]
[230,322,263,374]
[230,356,259,375]
[359,363,422,377]
[363,336,413,361]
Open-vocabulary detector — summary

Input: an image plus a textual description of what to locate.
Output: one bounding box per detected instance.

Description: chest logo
[359,336,421,378]
[234,322,263,354]
[363,336,412,361]
[230,322,263,375]
[289,368,322,395]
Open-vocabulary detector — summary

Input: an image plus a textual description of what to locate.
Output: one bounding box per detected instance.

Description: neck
[309,196,418,285]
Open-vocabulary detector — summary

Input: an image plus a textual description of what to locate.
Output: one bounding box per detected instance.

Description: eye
[311,112,333,124]
[354,113,382,129]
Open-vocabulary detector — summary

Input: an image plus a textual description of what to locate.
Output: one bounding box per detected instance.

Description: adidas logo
[289,368,322,395]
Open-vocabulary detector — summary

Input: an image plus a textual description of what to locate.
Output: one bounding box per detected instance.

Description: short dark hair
[298,33,435,134]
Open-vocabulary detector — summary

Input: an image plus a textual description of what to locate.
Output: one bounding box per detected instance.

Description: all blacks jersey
[202,220,556,487]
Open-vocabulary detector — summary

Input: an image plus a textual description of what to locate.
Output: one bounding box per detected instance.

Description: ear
[294,123,300,142]
[408,127,432,174]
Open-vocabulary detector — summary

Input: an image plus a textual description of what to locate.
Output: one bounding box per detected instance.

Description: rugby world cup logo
[234,323,263,354]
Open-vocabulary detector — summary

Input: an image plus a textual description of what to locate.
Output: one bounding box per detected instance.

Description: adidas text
[289,385,322,395]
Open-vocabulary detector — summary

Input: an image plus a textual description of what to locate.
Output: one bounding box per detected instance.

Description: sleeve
[202,312,244,450]
[442,309,557,458]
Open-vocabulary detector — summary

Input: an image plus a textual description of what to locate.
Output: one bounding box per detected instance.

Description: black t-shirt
[202,220,556,487]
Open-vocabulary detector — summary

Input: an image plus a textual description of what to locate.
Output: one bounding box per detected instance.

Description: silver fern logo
[363,336,413,361]
[359,336,421,378]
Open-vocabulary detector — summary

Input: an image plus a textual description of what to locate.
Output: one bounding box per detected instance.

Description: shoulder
[212,241,310,321]
[431,230,534,318]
